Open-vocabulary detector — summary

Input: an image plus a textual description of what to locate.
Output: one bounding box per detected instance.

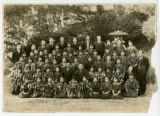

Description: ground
[2,61,157,113]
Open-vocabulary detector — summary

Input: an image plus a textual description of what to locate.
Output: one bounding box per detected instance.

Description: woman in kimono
[111,77,123,99]
[124,74,139,97]
[79,76,91,98]
[19,78,32,98]
[90,77,101,98]
[55,77,67,98]
[101,77,112,99]
[12,68,23,95]
[32,77,44,98]
[67,78,79,98]
[43,77,55,98]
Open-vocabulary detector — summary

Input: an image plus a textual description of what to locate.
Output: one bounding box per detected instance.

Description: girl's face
[39,51,43,55]
[53,60,57,64]
[116,69,120,73]
[37,78,41,83]
[83,77,87,82]
[93,78,97,82]
[34,50,38,54]
[113,78,118,83]
[38,57,42,62]
[30,52,34,56]
[105,78,109,82]
[98,68,102,72]
[45,59,49,63]
[117,59,121,64]
[60,77,64,82]
[128,66,133,71]
[56,68,60,72]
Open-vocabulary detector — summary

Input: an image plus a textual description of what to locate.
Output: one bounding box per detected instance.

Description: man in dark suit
[136,50,149,96]
[46,38,55,53]
[59,36,67,50]
[73,64,88,82]
[22,38,31,57]
[94,36,105,57]
[62,62,74,84]
[83,35,92,50]
[72,37,79,50]
[12,44,23,63]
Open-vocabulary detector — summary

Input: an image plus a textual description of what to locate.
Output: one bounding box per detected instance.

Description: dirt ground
[2,61,157,113]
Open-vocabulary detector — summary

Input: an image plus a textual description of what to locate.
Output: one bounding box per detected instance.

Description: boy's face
[90,46,93,49]
[19,57,23,61]
[53,60,57,64]
[38,58,42,62]
[45,59,49,63]
[74,58,78,63]
[39,51,43,55]
[105,49,109,53]
[97,56,101,60]
[30,52,34,56]
[34,50,38,54]
[116,69,120,73]
[128,41,133,46]
[117,59,121,64]
[121,52,125,56]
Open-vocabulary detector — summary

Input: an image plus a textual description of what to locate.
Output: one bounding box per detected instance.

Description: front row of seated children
[15,72,139,99]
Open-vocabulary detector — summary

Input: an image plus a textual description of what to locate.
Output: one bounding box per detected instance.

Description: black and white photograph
[2,2,158,113]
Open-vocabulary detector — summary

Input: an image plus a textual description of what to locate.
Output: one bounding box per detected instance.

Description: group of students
[11,35,146,99]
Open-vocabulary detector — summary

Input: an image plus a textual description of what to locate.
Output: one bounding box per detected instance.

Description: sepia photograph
[2,3,158,113]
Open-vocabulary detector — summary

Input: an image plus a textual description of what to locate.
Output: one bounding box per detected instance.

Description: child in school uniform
[95,67,104,82]
[124,75,139,97]
[111,77,123,99]
[43,67,53,83]
[90,77,101,98]
[67,78,79,98]
[101,77,112,99]
[55,77,68,98]
[43,77,55,98]
[79,76,91,98]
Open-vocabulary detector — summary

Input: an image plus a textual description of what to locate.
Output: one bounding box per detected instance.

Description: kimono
[19,82,32,98]
[55,82,68,98]
[79,81,91,98]
[43,72,54,83]
[101,82,112,99]
[43,82,55,98]
[111,83,123,99]
[95,72,105,82]
[13,61,25,71]
[124,79,139,97]
[67,80,79,98]
[32,82,44,98]
[112,73,124,83]
[12,72,23,95]
[54,72,62,82]
[73,69,88,82]
[90,82,101,98]
[88,71,96,82]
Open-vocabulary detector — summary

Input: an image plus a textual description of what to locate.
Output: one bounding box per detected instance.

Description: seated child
[90,77,101,98]
[43,78,55,98]
[124,74,139,97]
[79,76,91,98]
[67,78,79,98]
[32,77,44,98]
[111,77,123,99]
[100,77,112,99]
[19,78,32,98]
[55,77,67,98]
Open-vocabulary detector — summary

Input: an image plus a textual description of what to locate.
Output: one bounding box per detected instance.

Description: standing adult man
[94,36,105,57]
[136,50,149,96]
[38,40,46,51]
[22,38,31,57]
[59,36,67,50]
[46,38,55,53]
[83,35,92,50]
[12,44,23,63]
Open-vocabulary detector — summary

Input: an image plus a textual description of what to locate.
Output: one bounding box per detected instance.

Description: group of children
[11,36,140,99]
